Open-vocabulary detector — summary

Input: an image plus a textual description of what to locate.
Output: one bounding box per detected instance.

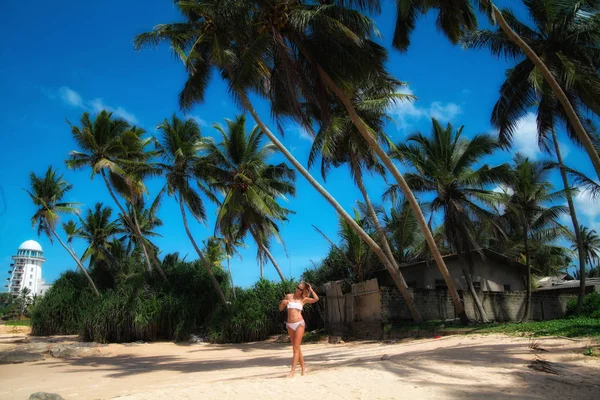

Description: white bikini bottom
[286,320,306,331]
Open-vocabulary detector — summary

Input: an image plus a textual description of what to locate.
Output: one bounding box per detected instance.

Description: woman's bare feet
[286,371,295,378]
[301,367,307,376]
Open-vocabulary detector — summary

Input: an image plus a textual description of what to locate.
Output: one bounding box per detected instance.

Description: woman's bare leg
[294,324,306,376]
[287,326,297,378]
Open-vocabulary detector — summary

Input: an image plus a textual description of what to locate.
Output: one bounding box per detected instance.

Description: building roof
[535,278,600,291]
[397,248,526,270]
[18,240,43,252]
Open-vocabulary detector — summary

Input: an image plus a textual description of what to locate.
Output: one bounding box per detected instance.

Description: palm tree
[574,226,600,268]
[77,203,122,266]
[25,167,99,296]
[394,0,600,179]
[118,191,164,266]
[205,115,295,282]
[135,0,468,323]
[154,115,228,304]
[501,155,568,321]
[65,111,164,279]
[390,119,508,322]
[309,86,422,321]
[463,0,600,312]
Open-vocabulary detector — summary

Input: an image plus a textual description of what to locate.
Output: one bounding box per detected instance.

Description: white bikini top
[287,301,303,311]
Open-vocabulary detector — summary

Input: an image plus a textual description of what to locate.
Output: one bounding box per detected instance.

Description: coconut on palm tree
[390,119,508,322]
[154,114,228,304]
[500,154,568,321]
[65,111,165,279]
[204,115,295,282]
[25,166,100,296]
[135,0,468,323]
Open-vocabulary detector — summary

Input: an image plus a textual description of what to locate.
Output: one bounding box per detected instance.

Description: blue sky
[1,1,598,290]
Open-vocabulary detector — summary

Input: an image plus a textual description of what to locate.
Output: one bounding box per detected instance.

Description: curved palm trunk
[457,252,489,323]
[487,1,600,180]
[249,227,286,282]
[354,167,422,322]
[236,87,427,322]
[315,69,468,324]
[51,229,100,297]
[101,171,167,281]
[552,128,586,313]
[522,226,532,322]
[179,196,228,305]
[227,257,236,300]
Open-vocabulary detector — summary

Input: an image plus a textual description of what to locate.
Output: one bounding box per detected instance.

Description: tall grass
[207,279,324,343]
[32,257,231,342]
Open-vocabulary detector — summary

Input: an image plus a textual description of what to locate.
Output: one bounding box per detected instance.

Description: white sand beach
[1,328,599,400]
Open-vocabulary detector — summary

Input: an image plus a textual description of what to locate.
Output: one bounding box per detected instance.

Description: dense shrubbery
[567,292,600,318]
[31,271,95,335]
[207,279,323,343]
[32,256,231,342]
[31,256,325,343]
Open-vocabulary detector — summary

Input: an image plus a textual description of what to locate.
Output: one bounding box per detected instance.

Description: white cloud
[574,188,600,220]
[389,86,462,131]
[430,102,462,121]
[285,123,313,142]
[559,141,571,160]
[58,86,84,108]
[89,98,139,125]
[511,113,541,160]
[190,115,209,127]
[493,185,514,196]
[53,86,139,125]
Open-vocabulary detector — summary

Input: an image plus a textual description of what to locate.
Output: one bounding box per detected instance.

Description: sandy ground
[1,328,600,400]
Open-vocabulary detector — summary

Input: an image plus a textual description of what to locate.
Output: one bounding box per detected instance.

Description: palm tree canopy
[575,225,600,266]
[308,81,414,182]
[66,110,155,200]
[155,115,217,222]
[77,203,123,263]
[205,114,296,254]
[392,0,480,52]
[26,166,78,241]
[463,0,600,148]
[389,118,508,256]
[134,1,395,136]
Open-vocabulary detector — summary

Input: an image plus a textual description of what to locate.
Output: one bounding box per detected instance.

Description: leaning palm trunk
[457,252,489,323]
[179,196,228,305]
[522,226,532,322]
[227,257,236,300]
[101,171,167,281]
[314,67,468,324]
[551,128,586,313]
[249,227,286,282]
[486,1,600,180]
[354,167,422,322]
[51,229,100,297]
[235,86,425,322]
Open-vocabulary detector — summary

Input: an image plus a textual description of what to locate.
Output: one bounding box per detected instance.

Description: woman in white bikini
[278,281,319,377]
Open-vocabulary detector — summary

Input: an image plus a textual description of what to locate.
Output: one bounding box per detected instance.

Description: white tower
[6,240,49,298]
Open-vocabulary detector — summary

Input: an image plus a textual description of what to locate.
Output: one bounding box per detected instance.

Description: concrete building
[373,249,527,292]
[5,240,51,299]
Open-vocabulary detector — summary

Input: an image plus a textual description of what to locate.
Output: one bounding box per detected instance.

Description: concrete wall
[396,256,525,292]
[381,287,577,322]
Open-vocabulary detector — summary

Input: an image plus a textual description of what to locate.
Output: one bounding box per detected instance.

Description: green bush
[207,279,324,343]
[566,292,600,318]
[31,271,95,335]
[32,257,231,342]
